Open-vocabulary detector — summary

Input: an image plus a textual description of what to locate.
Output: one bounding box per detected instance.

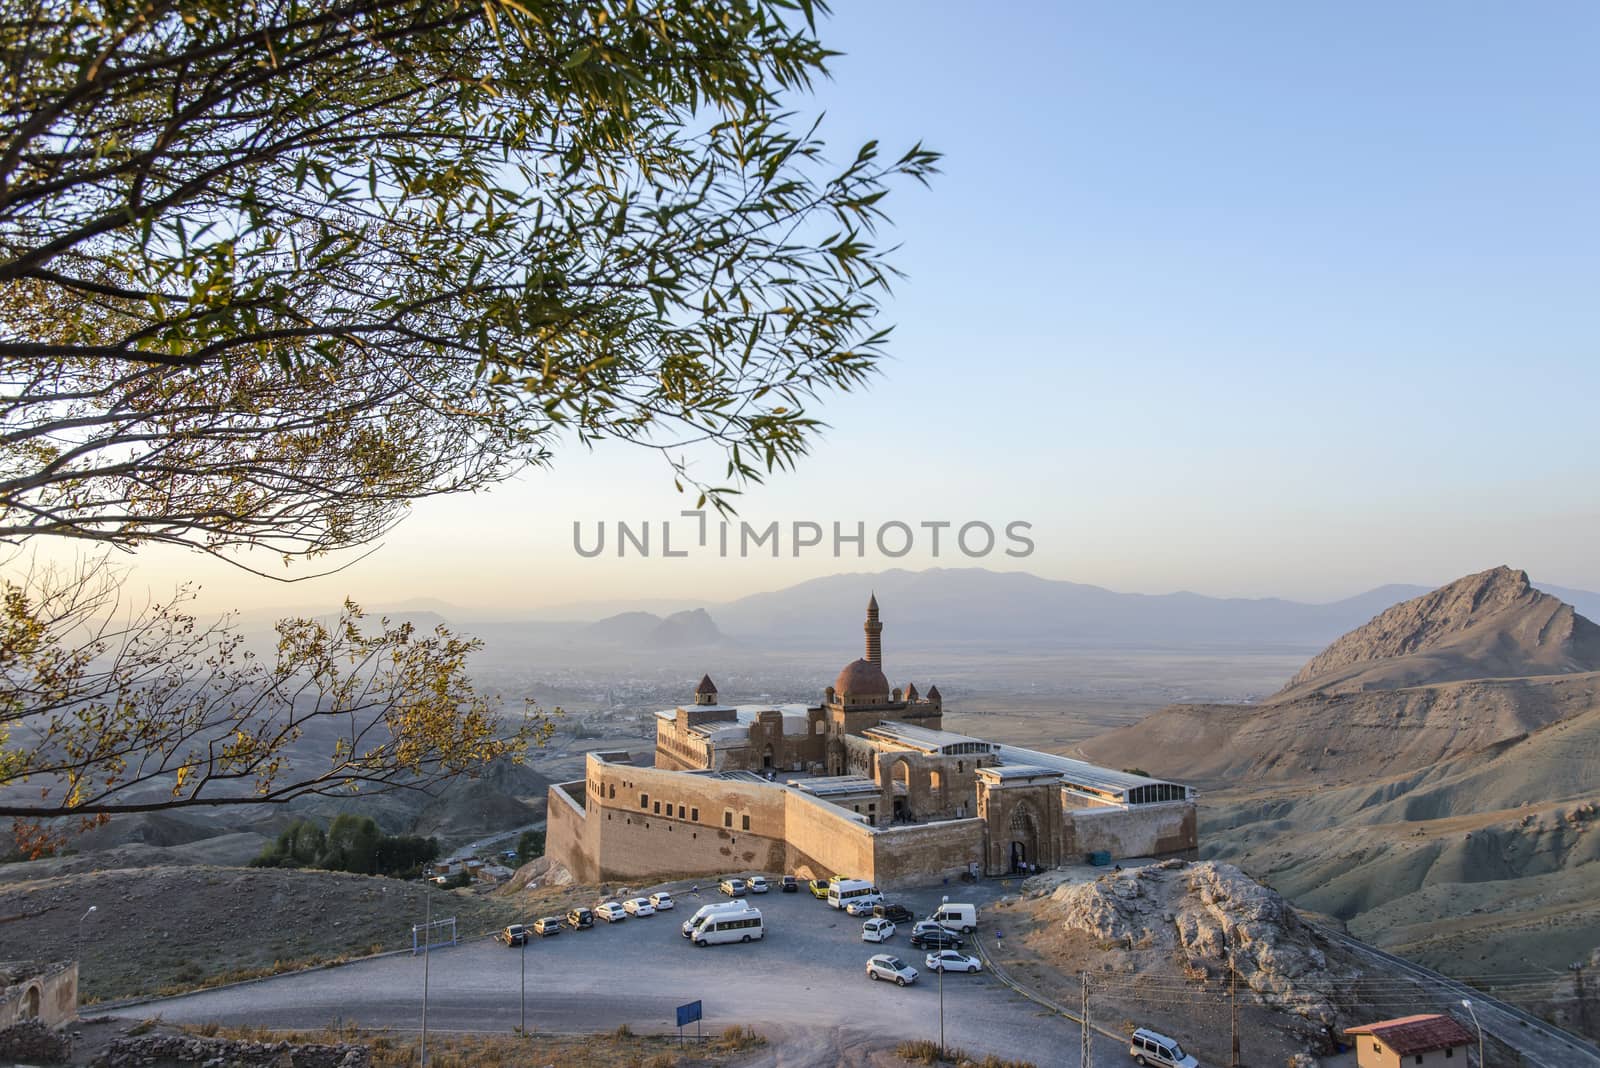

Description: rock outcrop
[499,855,574,896]
[1050,860,1350,1027]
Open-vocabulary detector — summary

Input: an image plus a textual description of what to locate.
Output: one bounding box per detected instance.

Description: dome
[834,658,890,699]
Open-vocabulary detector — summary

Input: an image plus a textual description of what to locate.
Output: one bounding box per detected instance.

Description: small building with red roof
[1345,1014,1477,1067]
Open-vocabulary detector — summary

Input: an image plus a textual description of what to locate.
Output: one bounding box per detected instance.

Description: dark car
[873,902,914,923]
[910,927,965,950]
[780,875,800,893]
[566,907,594,930]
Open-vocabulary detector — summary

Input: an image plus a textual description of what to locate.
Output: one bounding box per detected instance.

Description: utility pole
[421,888,431,1068]
[1229,938,1241,1068]
[1080,972,1092,1068]
[1572,963,1589,1038]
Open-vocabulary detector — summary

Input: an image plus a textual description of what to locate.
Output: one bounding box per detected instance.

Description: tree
[252,814,440,876]
[516,828,545,865]
[250,818,327,868]
[0,0,937,562]
[320,812,384,874]
[0,0,934,835]
[2,555,536,826]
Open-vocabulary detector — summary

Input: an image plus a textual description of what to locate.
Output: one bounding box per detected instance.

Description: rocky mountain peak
[1279,566,1600,697]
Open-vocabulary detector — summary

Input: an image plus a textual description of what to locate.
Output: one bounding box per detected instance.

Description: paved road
[1318,928,1600,1068]
[114,882,1115,1066]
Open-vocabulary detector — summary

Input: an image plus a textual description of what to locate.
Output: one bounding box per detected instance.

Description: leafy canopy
[1,0,937,564]
[0,0,934,836]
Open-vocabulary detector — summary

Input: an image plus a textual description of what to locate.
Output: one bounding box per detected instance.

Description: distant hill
[711,568,1474,650]
[1080,566,1600,783]
[529,567,1600,653]
[1076,566,1600,1002]
[584,607,723,649]
[1276,566,1600,699]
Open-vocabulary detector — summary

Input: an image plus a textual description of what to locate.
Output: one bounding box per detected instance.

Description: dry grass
[5,865,525,1003]
[186,1022,767,1068]
[894,1038,1035,1068]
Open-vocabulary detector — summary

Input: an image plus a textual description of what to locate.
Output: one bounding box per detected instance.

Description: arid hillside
[1074,568,1600,1039]
[1276,566,1600,700]
[1079,567,1600,785]
[0,865,521,1002]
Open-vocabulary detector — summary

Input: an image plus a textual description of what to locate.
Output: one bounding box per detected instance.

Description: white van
[827,878,878,909]
[681,900,752,937]
[931,902,977,934]
[1129,1028,1198,1068]
[691,906,763,946]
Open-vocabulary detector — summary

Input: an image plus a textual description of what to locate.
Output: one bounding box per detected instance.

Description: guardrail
[1314,925,1600,1067]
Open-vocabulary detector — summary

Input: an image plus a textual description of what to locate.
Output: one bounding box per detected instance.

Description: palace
[547,596,1197,886]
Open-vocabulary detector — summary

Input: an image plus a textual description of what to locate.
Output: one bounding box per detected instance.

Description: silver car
[866,953,918,986]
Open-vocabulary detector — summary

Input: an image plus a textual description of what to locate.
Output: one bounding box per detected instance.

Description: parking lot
[116,877,1126,1065]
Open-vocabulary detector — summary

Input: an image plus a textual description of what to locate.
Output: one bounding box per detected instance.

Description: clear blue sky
[100,1,1600,615]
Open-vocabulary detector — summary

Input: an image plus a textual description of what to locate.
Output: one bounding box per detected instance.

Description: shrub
[517,829,546,865]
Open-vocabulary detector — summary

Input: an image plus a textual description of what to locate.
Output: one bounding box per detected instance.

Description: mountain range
[1076,565,1600,1024]
[254,568,1600,655]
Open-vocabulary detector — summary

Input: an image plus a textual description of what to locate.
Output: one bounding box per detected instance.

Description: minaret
[864,593,883,666]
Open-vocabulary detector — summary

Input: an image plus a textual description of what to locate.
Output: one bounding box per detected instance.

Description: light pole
[938,895,947,1057]
[1461,999,1483,1068]
[421,887,431,1068]
[519,918,527,1035]
[77,905,97,955]
[77,905,96,999]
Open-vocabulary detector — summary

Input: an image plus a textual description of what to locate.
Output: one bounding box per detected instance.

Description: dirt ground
[51,1016,1026,1068]
[0,866,524,1003]
[52,1016,770,1068]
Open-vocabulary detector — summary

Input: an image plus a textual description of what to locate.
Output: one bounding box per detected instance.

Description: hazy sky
[58,1,1600,617]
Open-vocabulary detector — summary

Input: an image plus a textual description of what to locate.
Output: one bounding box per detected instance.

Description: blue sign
[676,1001,703,1028]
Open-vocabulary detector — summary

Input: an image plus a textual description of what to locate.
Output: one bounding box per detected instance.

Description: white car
[866,954,918,986]
[862,918,896,943]
[648,891,675,910]
[925,950,982,973]
[595,901,627,923]
[623,897,656,917]
[747,875,770,894]
[844,895,884,917]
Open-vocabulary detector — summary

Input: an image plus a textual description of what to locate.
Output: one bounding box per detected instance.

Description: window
[1446,1050,1454,1059]
[1414,1057,1423,1066]
[640,793,649,808]
[608,784,615,799]
[653,801,660,814]
[691,807,699,821]
[741,814,750,831]
[957,761,964,773]
[678,804,686,818]
[724,811,733,827]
